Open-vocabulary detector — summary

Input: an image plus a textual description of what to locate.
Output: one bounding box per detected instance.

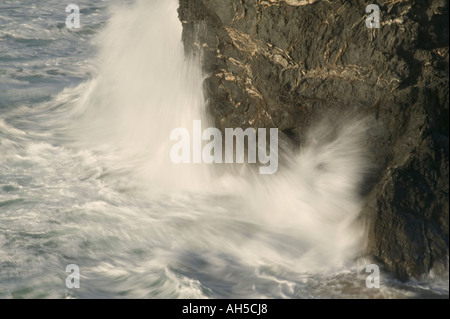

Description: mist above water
[63,0,370,270]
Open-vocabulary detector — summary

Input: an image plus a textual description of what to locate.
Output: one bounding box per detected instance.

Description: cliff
[178,0,449,280]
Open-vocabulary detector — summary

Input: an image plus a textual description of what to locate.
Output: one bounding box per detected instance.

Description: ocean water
[0,0,448,299]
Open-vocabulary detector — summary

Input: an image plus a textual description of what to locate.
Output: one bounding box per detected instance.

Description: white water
[0,0,447,298]
[65,0,212,192]
[65,0,368,269]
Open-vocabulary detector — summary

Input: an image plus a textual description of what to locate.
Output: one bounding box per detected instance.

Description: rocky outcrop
[178,0,449,280]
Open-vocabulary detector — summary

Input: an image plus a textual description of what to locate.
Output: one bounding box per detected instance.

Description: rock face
[178,0,449,280]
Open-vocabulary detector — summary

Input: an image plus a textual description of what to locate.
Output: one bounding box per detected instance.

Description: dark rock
[178,0,449,280]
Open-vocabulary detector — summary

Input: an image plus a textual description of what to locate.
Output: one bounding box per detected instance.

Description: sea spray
[64,0,371,269]
[0,0,392,298]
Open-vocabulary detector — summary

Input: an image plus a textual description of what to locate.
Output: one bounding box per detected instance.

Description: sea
[0,0,448,298]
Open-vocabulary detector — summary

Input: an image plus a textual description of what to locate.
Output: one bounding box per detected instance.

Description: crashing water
[0,0,448,298]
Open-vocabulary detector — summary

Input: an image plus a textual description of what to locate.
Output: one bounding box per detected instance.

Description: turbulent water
[0,0,448,299]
